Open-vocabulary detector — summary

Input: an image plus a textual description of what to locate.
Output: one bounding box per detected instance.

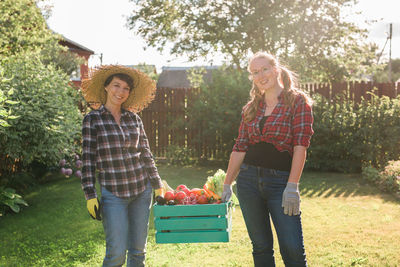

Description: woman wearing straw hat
[80,65,163,267]
[221,52,313,266]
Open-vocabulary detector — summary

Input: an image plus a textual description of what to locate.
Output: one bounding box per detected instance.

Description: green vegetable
[206,169,239,205]
[206,169,227,196]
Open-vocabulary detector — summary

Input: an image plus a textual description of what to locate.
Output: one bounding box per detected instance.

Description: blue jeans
[100,181,152,267]
[236,163,307,267]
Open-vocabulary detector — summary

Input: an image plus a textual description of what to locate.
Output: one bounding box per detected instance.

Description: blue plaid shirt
[81,105,162,200]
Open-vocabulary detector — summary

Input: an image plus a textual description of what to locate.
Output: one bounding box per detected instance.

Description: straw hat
[82,65,156,112]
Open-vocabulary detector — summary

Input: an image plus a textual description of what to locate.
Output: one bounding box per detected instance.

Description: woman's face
[249,57,279,93]
[104,77,131,107]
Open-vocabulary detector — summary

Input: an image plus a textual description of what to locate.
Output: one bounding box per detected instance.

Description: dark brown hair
[104,73,134,91]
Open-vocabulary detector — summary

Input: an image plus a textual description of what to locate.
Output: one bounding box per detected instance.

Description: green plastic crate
[153,202,233,243]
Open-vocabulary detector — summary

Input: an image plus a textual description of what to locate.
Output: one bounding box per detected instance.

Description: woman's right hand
[87,198,102,220]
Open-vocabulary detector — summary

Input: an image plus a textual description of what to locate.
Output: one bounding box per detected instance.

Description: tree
[0,0,83,75]
[0,0,83,177]
[373,58,400,82]
[0,0,55,57]
[127,0,378,82]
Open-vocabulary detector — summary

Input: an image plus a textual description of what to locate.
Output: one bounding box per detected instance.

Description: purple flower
[76,160,83,168]
[75,154,80,160]
[75,170,82,178]
[61,167,66,175]
[59,159,66,167]
[65,168,73,176]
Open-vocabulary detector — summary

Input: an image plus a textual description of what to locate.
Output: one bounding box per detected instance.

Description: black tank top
[243,116,292,171]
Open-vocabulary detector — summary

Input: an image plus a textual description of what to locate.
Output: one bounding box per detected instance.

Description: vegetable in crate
[155,195,166,205]
[162,180,174,192]
[176,184,190,195]
[204,169,228,196]
[164,191,175,201]
[204,169,238,204]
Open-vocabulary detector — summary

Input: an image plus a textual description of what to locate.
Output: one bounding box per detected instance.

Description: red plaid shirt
[81,105,162,200]
[233,93,314,156]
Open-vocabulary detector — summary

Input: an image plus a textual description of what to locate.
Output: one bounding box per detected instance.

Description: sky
[44,0,400,72]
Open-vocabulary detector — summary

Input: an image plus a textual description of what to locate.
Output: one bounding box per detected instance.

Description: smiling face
[249,57,280,94]
[104,77,131,108]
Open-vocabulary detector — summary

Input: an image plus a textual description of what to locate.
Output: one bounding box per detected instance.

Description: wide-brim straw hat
[82,65,156,112]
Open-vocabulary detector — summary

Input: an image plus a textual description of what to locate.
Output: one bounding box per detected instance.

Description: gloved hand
[221,184,233,203]
[282,182,300,216]
[87,198,101,220]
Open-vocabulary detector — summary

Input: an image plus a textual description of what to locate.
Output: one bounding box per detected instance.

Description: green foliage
[0,53,83,170]
[187,67,206,88]
[128,0,376,82]
[165,145,193,166]
[308,93,400,172]
[362,160,400,197]
[373,58,400,82]
[183,67,250,160]
[0,0,57,57]
[0,68,19,130]
[40,43,85,76]
[134,62,159,81]
[361,165,380,183]
[0,186,28,216]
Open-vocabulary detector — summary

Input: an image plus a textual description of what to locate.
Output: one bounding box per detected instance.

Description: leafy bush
[362,160,400,197]
[0,53,82,173]
[307,93,400,172]
[165,145,193,166]
[0,186,28,216]
[182,67,250,160]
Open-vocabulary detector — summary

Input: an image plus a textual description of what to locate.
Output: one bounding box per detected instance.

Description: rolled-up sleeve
[232,112,249,152]
[137,116,162,189]
[81,114,97,200]
[291,96,314,148]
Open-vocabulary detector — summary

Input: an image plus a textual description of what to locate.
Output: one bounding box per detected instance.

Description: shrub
[307,93,400,172]
[362,160,400,197]
[0,53,82,173]
[165,145,193,166]
[182,67,250,160]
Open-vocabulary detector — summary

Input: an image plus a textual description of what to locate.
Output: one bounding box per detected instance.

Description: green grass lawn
[1,165,400,267]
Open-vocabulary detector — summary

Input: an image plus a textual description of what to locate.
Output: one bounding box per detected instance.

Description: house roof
[157,66,219,88]
[59,35,95,54]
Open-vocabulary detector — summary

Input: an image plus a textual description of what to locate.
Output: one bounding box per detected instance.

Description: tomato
[176,184,190,195]
[174,191,187,204]
[164,191,175,201]
[197,195,208,204]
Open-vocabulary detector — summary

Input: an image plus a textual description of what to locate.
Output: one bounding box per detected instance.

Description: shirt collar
[99,105,129,117]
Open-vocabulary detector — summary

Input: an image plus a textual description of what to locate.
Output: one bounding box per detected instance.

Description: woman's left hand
[282,182,300,216]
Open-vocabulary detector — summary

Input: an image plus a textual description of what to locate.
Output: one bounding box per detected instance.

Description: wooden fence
[142,82,399,158]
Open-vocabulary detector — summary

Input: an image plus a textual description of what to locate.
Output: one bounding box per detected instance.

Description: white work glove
[221,184,233,202]
[282,182,300,216]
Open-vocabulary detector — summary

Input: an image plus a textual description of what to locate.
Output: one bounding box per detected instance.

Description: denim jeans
[236,163,307,267]
[100,181,152,267]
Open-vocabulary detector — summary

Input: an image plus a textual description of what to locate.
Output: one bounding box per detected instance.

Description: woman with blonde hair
[221,52,313,266]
